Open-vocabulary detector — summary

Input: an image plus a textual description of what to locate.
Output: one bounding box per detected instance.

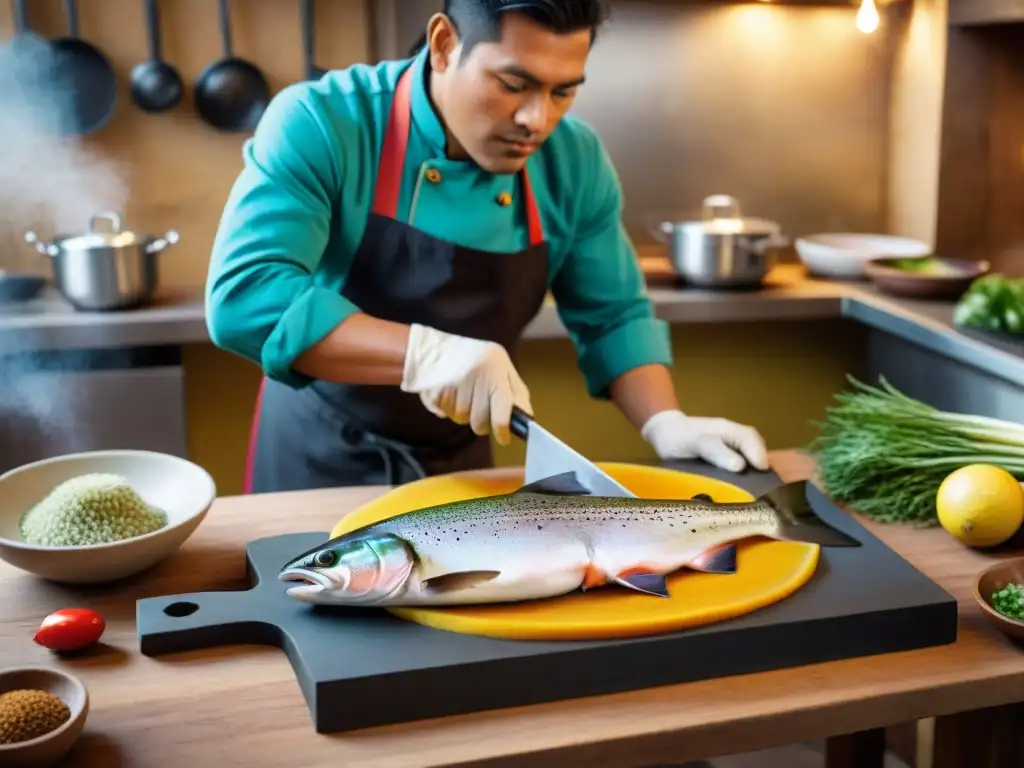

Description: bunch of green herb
[953,274,1024,336]
[808,375,1024,525]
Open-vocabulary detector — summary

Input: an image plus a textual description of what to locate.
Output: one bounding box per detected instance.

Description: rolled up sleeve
[205,84,360,388]
[550,140,672,399]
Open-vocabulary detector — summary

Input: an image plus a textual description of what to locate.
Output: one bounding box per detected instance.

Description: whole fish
[278,471,861,607]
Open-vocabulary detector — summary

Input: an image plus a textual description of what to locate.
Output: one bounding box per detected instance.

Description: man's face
[427,13,591,174]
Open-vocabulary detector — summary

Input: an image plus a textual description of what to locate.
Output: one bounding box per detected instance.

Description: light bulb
[857,0,880,33]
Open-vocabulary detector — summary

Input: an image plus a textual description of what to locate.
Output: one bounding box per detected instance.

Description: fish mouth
[279,567,333,601]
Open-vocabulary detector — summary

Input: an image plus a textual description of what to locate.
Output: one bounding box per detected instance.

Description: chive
[808,376,1024,525]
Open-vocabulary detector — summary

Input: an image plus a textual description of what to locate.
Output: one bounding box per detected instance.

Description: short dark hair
[409,0,610,58]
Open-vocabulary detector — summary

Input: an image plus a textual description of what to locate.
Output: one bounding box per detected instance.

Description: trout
[278,471,861,607]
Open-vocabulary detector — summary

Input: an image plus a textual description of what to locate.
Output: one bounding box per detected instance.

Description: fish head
[278,533,415,606]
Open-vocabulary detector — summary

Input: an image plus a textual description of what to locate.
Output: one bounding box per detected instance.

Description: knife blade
[510,406,637,498]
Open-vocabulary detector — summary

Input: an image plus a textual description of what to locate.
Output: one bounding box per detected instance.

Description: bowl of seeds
[0,450,216,584]
[974,557,1024,644]
[0,666,89,766]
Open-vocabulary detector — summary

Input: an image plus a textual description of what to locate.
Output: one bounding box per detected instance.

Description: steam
[0,38,132,472]
[0,39,129,244]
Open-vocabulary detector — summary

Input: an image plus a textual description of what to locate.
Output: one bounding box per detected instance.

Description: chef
[205,0,769,494]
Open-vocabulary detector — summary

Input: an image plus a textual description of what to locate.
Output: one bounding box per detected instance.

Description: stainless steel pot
[25,211,179,310]
[652,195,791,288]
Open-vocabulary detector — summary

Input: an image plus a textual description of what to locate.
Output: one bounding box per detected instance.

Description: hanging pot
[25,211,179,311]
[651,195,791,288]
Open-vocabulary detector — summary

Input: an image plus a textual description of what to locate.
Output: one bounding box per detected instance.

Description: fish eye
[313,550,337,567]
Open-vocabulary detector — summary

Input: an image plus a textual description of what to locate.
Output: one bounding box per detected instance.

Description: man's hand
[400,324,532,445]
[640,409,769,473]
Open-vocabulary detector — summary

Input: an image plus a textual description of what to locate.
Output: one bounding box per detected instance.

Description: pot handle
[24,231,58,257]
[753,233,793,255]
[647,220,674,243]
[145,230,180,254]
[89,211,123,233]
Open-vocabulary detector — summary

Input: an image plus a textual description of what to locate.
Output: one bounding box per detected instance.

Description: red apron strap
[371,66,414,218]
[373,62,545,245]
[520,169,544,246]
[242,377,266,494]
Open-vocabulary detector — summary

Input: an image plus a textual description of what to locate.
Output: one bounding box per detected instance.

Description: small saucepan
[651,195,791,289]
[25,211,179,311]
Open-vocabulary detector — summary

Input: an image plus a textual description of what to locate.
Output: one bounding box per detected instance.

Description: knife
[510,406,637,498]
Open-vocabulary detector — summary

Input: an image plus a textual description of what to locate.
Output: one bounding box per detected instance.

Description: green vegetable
[953,274,1024,336]
[808,375,1024,525]
[884,256,962,276]
[992,583,1024,622]
[20,473,167,547]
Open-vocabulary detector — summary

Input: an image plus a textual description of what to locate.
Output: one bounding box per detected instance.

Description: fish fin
[422,570,501,593]
[690,493,715,502]
[689,543,738,574]
[759,481,862,547]
[613,572,670,598]
[515,471,593,496]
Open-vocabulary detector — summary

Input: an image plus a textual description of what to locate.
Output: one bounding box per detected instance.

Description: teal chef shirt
[205,48,672,399]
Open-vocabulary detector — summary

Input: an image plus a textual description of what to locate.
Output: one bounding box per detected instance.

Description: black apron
[243,62,550,494]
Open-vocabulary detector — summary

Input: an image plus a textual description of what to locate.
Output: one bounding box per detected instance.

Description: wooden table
[3,450,1024,767]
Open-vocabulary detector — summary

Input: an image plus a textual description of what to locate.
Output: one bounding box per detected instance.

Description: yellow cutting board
[330,463,820,641]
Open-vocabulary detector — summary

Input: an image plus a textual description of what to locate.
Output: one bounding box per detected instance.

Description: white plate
[795,233,932,279]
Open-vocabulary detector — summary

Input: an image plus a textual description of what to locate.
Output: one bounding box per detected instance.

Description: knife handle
[510,406,532,441]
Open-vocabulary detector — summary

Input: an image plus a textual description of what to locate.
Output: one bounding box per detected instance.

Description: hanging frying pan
[2,0,49,57]
[130,0,183,112]
[300,0,325,81]
[49,0,117,135]
[193,0,270,132]
[0,0,57,92]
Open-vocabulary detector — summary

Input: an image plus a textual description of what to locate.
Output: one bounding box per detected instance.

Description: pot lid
[683,194,781,235]
[52,211,150,248]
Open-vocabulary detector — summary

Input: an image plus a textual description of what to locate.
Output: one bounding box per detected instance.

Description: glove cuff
[640,409,688,445]
[401,323,442,393]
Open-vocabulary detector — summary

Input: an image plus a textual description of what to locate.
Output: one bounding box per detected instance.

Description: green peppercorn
[991,582,1024,622]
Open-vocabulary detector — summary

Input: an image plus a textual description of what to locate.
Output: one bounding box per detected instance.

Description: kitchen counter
[2,450,1023,767]
[2,259,1022,389]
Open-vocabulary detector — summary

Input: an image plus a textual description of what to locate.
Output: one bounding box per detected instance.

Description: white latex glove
[640,409,769,473]
[400,323,532,445]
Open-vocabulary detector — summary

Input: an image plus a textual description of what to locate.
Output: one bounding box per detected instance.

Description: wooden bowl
[864,255,989,300]
[974,558,1024,643]
[0,666,89,766]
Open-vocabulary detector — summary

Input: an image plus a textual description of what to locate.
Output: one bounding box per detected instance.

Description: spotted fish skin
[277,472,861,607]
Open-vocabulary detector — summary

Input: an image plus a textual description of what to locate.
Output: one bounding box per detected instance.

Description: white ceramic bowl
[0,450,216,584]
[795,233,932,279]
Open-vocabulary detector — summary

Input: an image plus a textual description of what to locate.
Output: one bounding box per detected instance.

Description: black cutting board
[135,462,958,734]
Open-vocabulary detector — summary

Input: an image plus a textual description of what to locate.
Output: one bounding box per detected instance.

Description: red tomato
[33,608,105,652]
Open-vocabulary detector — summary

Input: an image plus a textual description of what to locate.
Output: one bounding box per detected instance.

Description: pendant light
[856,0,880,33]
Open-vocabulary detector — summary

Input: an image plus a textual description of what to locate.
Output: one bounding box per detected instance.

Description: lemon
[936,464,1024,547]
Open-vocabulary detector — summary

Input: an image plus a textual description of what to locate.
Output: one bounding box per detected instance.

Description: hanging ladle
[130,0,183,112]
[193,0,270,132]
[300,0,325,81]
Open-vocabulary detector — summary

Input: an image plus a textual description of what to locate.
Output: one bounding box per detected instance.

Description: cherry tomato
[33,608,105,652]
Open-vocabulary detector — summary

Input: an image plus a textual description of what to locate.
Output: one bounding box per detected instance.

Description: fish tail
[759,481,861,547]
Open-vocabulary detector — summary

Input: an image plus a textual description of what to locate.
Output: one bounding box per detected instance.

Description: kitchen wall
[377,0,908,243]
[0,0,371,282]
[0,0,943,494]
[886,0,947,245]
